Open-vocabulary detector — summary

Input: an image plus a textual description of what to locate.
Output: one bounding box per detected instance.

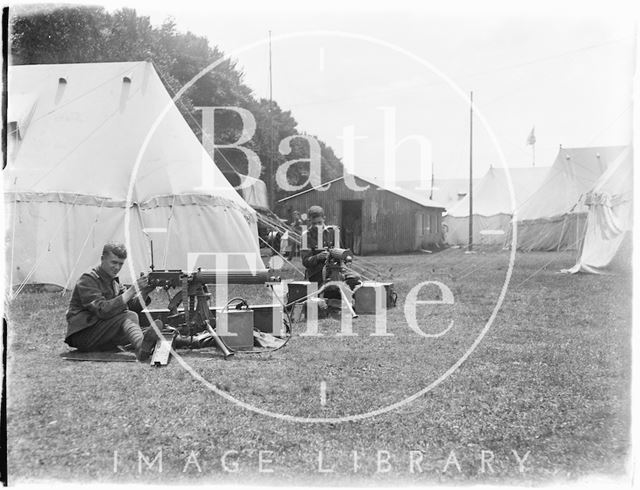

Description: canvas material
[5,61,262,288]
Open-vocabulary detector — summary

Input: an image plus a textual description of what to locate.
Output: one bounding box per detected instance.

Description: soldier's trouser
[316,270,362,300]
[343,270,361,290]
[66,311,144,352]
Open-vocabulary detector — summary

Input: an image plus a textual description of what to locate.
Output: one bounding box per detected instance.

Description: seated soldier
[64,242,160,362]
[301,206,361,291]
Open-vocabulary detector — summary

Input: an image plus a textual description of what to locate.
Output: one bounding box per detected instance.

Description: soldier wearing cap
[301,206,360,289]
[65,242,160,361]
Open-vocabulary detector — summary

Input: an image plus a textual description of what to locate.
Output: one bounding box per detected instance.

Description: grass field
[4,249,632,485]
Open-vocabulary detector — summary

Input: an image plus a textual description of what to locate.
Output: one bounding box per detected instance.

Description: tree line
[10,5,344,210]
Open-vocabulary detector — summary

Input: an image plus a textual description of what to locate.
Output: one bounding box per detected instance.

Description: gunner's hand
[135,275,149,290]
[317,250,330,261]
[136,274,156,293]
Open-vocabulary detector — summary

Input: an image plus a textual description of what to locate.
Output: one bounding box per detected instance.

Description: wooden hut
[278,174,445,255]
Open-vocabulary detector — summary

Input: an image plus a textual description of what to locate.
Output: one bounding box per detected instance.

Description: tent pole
[430,161,434,200]
[532,143,536,167]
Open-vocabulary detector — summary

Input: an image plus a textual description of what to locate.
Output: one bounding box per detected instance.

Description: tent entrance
[340,200,363,255]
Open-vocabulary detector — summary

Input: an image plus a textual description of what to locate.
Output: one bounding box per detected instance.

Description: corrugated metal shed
[278,174,445,254]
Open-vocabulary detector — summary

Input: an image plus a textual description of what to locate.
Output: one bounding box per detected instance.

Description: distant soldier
[64,242,160,361]
[288,210,303,258]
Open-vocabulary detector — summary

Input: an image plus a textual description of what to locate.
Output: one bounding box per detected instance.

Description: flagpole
[527,125,536,167]
[468,90,473,252]
[430,160,434,200]
[532,142,535,167]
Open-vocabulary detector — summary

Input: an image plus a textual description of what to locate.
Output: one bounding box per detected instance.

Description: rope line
[274,36,633,110]
[7,62,146,138]
[513,232,585,289]
[61,199,107,291]
[512,144,628,218]
[156,62,384,278]
[21,83,146,191]
[514,212,585,253]
[258,236,306,277]
[11,194,80,297]
[8,198,19,296]
[161,195,177,269]
[154,63,245,180]
[255,210,381,280]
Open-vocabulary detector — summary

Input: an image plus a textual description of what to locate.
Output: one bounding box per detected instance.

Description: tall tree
[9,5,345,207]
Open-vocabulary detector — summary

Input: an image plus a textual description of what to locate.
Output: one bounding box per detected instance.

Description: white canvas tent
[563,146,633,273]
[4,61,263,290]
[430,178,474,211]
[513,145,628,251]
[397,177,475,211]
[443,166,550,246]
[238,175,269,210]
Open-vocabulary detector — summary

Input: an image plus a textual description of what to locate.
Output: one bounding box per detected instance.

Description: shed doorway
[340,200,363,255]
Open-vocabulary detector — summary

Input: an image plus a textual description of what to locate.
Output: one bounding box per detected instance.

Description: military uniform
[301,226,360,289]
[65,266,150,351]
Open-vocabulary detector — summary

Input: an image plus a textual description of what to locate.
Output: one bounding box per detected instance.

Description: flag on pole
[526,126,536,146]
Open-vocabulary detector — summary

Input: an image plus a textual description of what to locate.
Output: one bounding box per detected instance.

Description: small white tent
[238,175,269,211]
[444,166,550,246]
[4,61,263,290]
[430,178,475,211]
[513,145,628,251]
[397,177,475,212]
[563,146,633,273]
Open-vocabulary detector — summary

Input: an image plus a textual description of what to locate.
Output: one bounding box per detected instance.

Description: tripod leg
[316,283,358,319]
[204,320,235,359]
[337,284,358,319]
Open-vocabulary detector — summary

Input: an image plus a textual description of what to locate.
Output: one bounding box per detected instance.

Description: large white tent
[564,146,633,273]
[512,145,628,251]
[4,61,263,290]
[443,166,550,246]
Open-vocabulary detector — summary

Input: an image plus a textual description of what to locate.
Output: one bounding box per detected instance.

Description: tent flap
[563,146,633,273]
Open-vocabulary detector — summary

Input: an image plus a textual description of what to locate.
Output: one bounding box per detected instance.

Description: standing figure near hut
[342,214,355,252]
[352,218,362,255]
[289,210,303,258]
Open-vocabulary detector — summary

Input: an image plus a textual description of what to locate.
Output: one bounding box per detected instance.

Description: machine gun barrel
[192,269,270,285]
[148,269,273,288]
[328,247,353,262]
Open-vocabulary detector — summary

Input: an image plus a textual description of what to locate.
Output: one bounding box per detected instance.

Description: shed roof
[279,174,446,209]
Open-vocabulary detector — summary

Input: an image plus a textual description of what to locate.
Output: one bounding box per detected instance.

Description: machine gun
[147,268,276,358]
[321,247,354,283]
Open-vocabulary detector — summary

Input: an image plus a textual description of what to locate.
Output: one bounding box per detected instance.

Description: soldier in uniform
[65,242,160,361]
[301,206,361,290]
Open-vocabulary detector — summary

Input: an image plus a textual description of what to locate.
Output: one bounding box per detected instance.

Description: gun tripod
[165,277,234,358]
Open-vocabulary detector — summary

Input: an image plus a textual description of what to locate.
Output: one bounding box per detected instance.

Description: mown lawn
[4,249,632,485]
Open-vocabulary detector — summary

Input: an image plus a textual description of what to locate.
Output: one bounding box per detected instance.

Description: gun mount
[322,247,353,283]
[146,268,278,358]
